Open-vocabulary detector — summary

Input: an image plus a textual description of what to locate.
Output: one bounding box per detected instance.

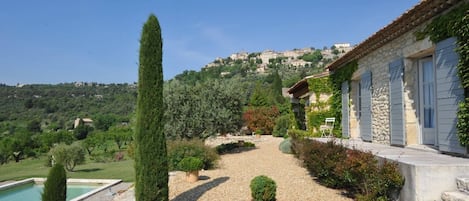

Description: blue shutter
[360,71,372,142]
[435,37,466,154]
[389,58,405,146]
[341,81,350,138]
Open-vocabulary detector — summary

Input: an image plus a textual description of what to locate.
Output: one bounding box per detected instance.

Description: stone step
[442,191,469,201]
[457,177,469,193]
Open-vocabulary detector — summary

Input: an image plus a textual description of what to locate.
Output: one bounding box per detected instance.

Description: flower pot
[186,170,199,183]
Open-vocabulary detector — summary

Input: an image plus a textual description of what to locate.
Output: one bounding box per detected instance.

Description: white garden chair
[320,118,335,137]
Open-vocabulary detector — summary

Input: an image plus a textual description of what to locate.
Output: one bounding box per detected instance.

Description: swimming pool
[0,178,122,201]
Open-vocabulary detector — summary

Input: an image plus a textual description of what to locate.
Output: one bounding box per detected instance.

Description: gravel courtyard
[114,135,352,201]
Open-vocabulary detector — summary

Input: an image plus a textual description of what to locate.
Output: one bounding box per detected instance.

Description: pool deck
[82,182,132,201]
[314,137,469,201]
[0,178,125,201]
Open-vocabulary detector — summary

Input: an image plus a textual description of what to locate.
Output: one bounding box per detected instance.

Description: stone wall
[349,21,434,145]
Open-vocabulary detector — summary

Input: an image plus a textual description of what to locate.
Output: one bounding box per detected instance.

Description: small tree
[49,143,85,171]
[108,125,132,150]
[42,163,66,201]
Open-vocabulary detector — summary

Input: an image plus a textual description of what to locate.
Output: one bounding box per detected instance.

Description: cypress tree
[134,14,168,201]
[271,70,284,103]
[42,163,67,201]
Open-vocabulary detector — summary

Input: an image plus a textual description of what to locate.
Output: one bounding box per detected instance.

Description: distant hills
[0,43,353,135]
[0,83,136,135]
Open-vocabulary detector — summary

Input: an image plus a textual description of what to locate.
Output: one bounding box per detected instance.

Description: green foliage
[93,114,118,131]
[287,129,313,140]
[307,110,334,136]
[249,83,274,107]
[299,50,323,63]
[49,143,85,172]
[278,138,292,154]
[39,130,75,152]
[329,61,358,136]
[250,175,277,201]
[0,83,136,134]
[305,76,334,134]
[108,125,132,150]
[27,119,42,133]
[416,4,469,43]
[164,79,244,139]
[177,157,204,172]
[308,77,332,94]
[272,115,290,137]
[271,70,284,103]
[290,137,404,200]
[42,163,66,201]
[457,98,469,146]
[215,141,255,154]
[135,14,168,201]
[167,139,219,171]
[73,121,93,140]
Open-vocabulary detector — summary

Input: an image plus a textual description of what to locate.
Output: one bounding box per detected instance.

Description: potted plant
[255,129,264,139]
[178,157,204,183]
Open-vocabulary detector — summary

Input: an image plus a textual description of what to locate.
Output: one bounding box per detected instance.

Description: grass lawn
[0,156,135,182]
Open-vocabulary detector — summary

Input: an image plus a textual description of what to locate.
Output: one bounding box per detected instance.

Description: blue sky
[0,0,420,85]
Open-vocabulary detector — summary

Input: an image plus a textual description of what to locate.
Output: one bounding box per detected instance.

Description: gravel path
[114,136,352,201]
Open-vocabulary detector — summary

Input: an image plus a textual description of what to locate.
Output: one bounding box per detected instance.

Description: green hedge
[290,136,404,200]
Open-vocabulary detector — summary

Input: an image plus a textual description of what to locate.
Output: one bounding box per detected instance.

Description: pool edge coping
[0,178,122,201]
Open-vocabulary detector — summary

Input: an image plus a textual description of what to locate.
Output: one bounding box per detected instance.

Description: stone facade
[349,21,434,145]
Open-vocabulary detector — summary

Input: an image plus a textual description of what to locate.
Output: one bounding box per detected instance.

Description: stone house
[74,118,93,128]
[288,71,331,131]
[328,0,468,155]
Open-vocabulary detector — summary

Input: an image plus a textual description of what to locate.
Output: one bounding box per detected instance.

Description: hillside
[0,43,353,136]
[0,83,137,134]
[174,44,353,87]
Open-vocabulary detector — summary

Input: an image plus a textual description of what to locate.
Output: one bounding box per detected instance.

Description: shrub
[290,137,404,200]
[243,106,280,135]
[42,163,66,201]
[215,141,256,154]
[287,129,312,140]
[278,138,292,154]
[167,139,219,171]
[250,175,277,201]
[177,157,204,172]
[273,115,290,137]
[304,140,347,187]
[49,142,85,172]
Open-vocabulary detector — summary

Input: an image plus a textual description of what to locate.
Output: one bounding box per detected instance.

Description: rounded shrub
[279,138,292,154]
[273,115,290,137]
[167,139,219,170]
[178,157,204,172]
[250,175,277,201]
[42,163,67,201]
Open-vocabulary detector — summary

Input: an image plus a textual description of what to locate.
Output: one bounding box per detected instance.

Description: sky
[0,0,420,85]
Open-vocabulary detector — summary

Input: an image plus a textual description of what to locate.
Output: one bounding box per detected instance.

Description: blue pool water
[0,182,99,201]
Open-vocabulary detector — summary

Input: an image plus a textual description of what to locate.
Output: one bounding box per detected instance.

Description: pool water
[0,182,98,201]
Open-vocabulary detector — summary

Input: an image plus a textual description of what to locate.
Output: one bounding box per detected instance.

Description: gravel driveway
[114,135,352,201]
